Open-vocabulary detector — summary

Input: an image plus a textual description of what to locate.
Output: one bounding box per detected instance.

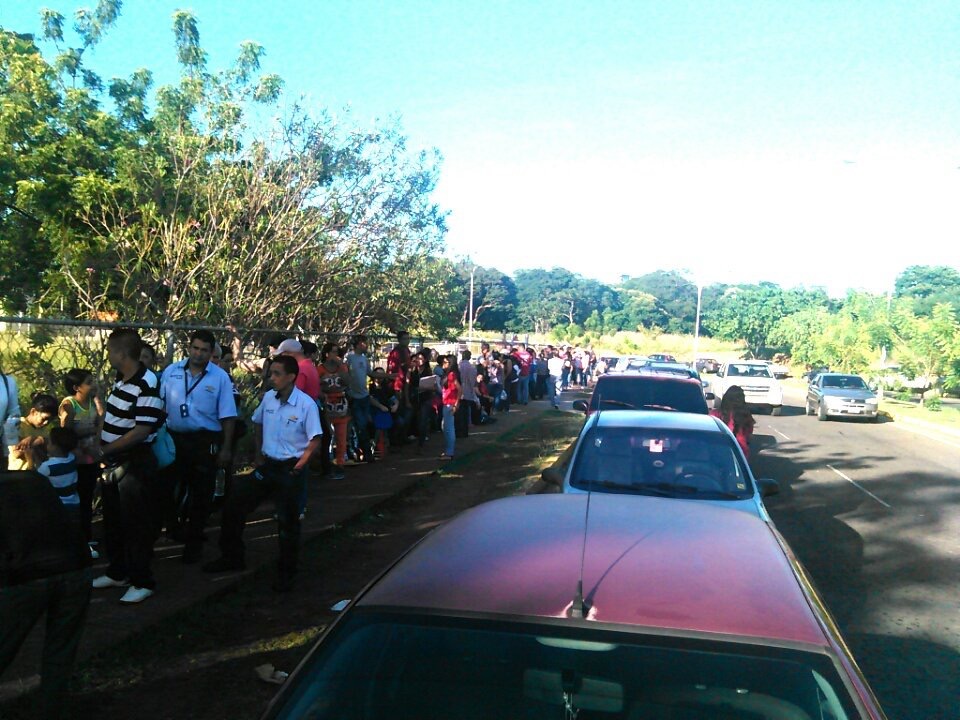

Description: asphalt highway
[753,387,960,720]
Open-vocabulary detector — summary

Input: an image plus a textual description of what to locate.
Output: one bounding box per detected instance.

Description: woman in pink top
[709,385,755,460]
[440,355,461,460]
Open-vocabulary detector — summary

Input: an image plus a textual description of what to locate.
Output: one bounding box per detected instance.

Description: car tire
[771,406,782,416]
[817,402,828,421]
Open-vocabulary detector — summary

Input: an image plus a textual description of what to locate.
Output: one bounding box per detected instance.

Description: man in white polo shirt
[160,329,237,564]
[203,355,321,592]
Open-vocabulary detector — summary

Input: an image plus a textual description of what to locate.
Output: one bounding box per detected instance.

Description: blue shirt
[252,386,323,460]
[160,360,238,433]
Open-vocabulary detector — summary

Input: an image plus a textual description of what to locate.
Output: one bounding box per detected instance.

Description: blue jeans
[442,405,456,456]
[349,395,372,458]
[517,375,530,404]
[548,375,559,407]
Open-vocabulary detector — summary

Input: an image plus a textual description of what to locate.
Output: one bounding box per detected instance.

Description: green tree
[894,265,960,317]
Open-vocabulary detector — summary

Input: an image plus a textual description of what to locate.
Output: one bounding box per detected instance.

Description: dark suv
[573,373,710,416]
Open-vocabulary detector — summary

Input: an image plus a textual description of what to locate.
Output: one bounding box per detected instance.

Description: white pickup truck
[711,360,784,415]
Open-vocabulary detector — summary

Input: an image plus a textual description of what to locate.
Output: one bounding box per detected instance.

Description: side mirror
[704,392,715,401]
[541,464,565,487]
[717,369,724,378]
[572,399,588,413]
[757,478,780,498]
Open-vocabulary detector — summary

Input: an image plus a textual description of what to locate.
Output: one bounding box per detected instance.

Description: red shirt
[442,372,460,406]
[387,346,411,393]
[295,358,321,400]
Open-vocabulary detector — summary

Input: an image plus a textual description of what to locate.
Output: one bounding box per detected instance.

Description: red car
[262,494,886,719]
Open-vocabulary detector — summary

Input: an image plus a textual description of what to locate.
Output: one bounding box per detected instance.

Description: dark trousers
[168,430,220,549]
[318,408,333,473]
[0,568,92,719]
[415,395,434,446]
[76,463,99,543]
[100,449,162,589]
[218,460,306,580]
[455,401,471,438]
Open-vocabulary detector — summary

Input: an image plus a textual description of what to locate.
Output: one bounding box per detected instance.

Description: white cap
[275,339,303,355]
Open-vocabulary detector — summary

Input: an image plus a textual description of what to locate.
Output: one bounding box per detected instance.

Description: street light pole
[468,265,476,347]
[693,282,703,358]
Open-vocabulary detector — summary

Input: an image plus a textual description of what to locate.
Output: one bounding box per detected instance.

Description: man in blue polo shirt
[160,330,237,564]
[203,355,322,592]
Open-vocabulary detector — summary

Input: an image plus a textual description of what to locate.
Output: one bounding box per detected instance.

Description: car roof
[358,494,828,649]
[596,373,701,386]
[819,372,862,379]
[590,409,724,433]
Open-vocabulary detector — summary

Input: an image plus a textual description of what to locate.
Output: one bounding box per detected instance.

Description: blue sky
[4,1,960,296]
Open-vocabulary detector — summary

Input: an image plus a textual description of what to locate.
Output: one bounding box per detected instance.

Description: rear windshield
[569,426,752,499]
[822,376,868,390]
[270,613,860,720]
[589,377,708,413]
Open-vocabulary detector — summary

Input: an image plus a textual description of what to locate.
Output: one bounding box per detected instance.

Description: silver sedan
[805,372,879,421]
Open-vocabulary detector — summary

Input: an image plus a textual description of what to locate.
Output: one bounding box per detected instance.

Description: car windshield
[727,364,774,378]
[569,426,752,499]
[822,376,868,390]
[589,379,708,414]
[271,613,859,720]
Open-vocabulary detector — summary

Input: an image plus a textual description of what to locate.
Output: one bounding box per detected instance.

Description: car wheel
[771,406,782,416]
[817,402,828,421]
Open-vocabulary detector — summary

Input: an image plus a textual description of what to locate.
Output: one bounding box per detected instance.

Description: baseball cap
[275,339,303,355]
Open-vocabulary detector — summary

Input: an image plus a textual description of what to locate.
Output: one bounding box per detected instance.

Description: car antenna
[569,387,599,619]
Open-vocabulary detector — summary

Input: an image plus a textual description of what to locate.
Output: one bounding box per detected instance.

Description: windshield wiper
[597,400,635,409]
[637,403,678,411]
[574,480,675,497]
[648,483,742,499]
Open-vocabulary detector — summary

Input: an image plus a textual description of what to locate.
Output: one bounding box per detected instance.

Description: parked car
[572,373,711,416]
[647,352,677,362]
[607,354,648,373]
[695,356,720,373]
[712,360,784,415]
[261,494,887,720]
[806,373,880,422]
[762,359,791,379]
[543,409,779,517]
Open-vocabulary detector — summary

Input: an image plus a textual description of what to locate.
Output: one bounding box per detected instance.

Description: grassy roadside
[879,398,960,430]
[1,409,584,720]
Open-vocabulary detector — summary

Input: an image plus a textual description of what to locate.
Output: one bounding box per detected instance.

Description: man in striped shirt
[90,328,166,605]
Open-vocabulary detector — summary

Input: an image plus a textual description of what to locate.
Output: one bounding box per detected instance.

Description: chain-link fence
[0,316,430,414]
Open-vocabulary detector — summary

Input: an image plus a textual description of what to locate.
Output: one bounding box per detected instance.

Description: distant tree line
[452,263,960,392]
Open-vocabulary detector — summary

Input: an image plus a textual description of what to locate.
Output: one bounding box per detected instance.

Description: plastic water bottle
[213,467,226,498]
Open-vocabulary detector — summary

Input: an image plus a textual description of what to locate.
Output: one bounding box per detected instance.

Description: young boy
[36,426,80,511]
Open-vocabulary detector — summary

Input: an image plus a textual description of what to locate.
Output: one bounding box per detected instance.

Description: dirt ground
[1,409,581,720]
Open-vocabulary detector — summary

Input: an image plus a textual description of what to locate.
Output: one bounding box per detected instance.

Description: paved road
[752,387,960,720]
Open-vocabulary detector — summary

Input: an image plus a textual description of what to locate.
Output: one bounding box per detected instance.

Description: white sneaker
[89,544,100,559]
[119,586,154,604]
[92,574,129,589]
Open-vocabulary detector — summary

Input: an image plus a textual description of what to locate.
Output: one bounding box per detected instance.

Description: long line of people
[0,328,599,718]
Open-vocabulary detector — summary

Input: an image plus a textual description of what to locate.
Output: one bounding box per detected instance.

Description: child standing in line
[369,368,398,457]
[59,368,103,554]
[36,426,81,513]
[8,393,57,471]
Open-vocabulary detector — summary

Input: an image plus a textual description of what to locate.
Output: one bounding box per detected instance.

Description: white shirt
[547,356,565,377]
[252,386,322,460]
[161,360,237,433]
